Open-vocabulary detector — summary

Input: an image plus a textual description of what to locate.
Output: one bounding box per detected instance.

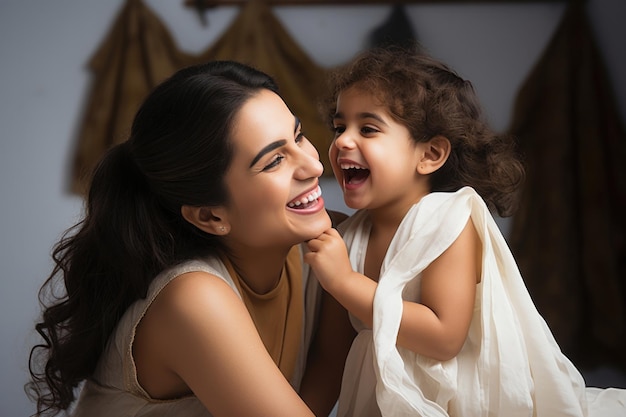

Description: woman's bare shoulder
[136,270,314,415]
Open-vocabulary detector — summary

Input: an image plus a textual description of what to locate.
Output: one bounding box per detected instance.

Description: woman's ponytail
[27,141,177,416]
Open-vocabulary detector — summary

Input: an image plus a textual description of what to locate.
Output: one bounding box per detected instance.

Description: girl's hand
[305,228,377,329]
[304,228,353,291]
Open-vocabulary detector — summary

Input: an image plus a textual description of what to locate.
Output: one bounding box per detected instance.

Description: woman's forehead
[230,90,296,159]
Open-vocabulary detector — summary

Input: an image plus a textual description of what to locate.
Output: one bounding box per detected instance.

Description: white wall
[1,1,624,415]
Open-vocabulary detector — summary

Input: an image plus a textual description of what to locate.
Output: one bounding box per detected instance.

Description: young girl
[304,46,626,416]
[27,60,353,417]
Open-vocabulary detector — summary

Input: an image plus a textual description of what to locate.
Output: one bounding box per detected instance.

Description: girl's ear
[417,135,451,175]
[180,205,231,236]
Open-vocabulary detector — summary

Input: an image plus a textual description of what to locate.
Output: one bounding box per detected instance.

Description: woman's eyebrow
[249,139,287,168]
[249,116,301,168]
[294,116,301,133]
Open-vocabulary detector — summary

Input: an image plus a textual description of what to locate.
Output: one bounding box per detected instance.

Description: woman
[27,60,354,417]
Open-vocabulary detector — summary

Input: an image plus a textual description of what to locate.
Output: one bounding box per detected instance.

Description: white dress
[336,187,626,417]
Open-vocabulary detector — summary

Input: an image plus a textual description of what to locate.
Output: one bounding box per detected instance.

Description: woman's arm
[299,289,356,416]
[134,271,315,417]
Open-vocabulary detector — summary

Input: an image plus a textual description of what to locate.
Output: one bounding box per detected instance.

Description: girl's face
[329,86,429,215]
[222,89,331,249]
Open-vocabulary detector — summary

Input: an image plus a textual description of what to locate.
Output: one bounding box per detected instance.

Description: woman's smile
[287,185,324,211]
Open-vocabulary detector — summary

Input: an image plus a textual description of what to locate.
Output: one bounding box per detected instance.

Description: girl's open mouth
[344,167,370,184]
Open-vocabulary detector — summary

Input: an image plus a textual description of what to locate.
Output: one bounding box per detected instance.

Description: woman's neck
[223,245,292,294]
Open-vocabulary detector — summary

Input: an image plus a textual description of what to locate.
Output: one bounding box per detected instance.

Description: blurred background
[1,0,624,416]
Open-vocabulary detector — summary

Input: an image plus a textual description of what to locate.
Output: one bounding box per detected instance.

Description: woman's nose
[294,144,324,179]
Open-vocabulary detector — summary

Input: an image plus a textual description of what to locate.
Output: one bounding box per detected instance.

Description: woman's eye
[262,155,284,171]
[295,132,305,144]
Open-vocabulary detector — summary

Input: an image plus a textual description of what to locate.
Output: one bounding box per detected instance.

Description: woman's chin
[302,214,332,241]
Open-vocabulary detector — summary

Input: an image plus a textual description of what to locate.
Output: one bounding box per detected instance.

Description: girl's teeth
[340,163,366,170]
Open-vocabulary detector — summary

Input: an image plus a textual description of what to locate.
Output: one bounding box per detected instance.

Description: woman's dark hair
[26,61,279,416]
[322,45,525,217]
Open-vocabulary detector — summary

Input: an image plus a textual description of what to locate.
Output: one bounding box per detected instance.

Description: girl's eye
[262,155,284,171]
[361,126,379,134]
[333,125,346,135]
[295,132,305,144]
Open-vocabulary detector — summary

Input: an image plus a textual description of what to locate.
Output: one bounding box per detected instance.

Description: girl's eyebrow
[333,112,388,126]
[248,116,300,168]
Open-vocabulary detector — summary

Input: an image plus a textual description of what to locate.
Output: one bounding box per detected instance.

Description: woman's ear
[416,135,451,175]
[180,205,231,236]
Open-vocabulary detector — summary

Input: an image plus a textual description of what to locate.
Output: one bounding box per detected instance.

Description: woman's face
[221,89,331,249]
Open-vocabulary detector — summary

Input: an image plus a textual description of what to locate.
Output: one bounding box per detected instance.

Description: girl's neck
[366,187,430,234]
[368,207,406,234]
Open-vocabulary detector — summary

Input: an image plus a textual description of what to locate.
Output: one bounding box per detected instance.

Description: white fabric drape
[337,187,626,417]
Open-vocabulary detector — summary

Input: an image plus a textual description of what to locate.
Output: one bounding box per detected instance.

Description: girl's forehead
[337,86,387,110]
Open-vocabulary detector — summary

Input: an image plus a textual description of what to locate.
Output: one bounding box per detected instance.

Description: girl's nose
[332,130,355,150]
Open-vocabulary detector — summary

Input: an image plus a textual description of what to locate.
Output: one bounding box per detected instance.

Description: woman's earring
[220,226,226,232]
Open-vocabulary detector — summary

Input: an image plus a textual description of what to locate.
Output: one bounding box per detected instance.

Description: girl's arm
[306,219,480,361]
[299,289,356,416]
[396,219,480,360]
[304,228,377,330]
[134,272,315,417]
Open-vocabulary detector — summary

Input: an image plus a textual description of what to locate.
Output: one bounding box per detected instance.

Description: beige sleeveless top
[71,245,320,417]
[222,246,303,380]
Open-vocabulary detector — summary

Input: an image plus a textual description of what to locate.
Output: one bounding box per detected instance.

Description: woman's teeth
[288,187,321,208]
